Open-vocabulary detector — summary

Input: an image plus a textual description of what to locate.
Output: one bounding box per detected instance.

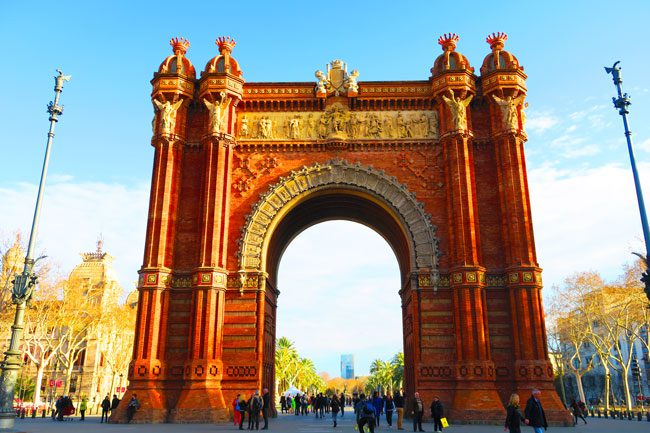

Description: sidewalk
[10,412,650,433]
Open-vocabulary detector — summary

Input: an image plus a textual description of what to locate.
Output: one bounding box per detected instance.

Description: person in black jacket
[394,389,405,430]
[430,395,444,432]
[330,394,340,427]
[411,392,424,432]
[100,395,110,423]
[504,393,525,433]
[261,388,270,430]
[524,389,548,433]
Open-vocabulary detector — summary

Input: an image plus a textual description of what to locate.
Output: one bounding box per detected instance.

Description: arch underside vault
[237,159,440,286]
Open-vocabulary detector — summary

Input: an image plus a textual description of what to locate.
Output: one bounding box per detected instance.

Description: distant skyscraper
[340,354,355,379]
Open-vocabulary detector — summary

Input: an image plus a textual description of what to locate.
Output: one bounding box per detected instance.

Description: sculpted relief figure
[442,91,473,131]
[428,111,439,139]
[318,114,328,139]
[204,91,232,134]
[258,116,273,139]
[306,113,317,138]
[154,99,183,135]
[367,113,382,138]
[239,115,249,137]
[492,94,525,130]
[288,115,301,139]
[348,113,360,138]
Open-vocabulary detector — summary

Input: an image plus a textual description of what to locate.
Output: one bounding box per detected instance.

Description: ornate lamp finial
[170,37,190,55]
[486,32,508,51]
[216,36,236,54]
[438,33,460,52]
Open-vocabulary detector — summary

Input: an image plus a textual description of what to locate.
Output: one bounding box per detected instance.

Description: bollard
[31,408,36,418]
[42,408,46,418]
[628,411,633,420]
[646,411,650,421]
[638,411,642,421]
[597,408,601,418]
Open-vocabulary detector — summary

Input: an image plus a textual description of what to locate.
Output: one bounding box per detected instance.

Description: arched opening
[275,220,402,387]
[261,187,417,411]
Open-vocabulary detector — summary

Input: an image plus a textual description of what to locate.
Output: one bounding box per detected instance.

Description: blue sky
[2,1,650,377]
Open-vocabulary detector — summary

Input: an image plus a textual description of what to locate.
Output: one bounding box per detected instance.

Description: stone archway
[237,159,440,279]
[235,159,441,412]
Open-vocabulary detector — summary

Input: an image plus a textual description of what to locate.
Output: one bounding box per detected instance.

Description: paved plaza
[8,413,650,433]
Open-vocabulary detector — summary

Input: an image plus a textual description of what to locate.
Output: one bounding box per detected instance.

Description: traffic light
[642,270,650,301]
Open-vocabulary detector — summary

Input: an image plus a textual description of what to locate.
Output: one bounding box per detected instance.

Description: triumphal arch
[115,33,570,425]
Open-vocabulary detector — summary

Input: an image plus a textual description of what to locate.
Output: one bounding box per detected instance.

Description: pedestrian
[111,394,120,415]
[394,389,405,430]
[340,392,346,417]
[261,388,270,429]
[330,394,340,428]
[233,394,242,427]
[79,397,88,421]
[430,395,443,432]
[504,393,525,433]
[126,394,140,423]
[411,392,424,432]
[251,390,263,430]
[280,394,286,414]
[524,389,548,433]
[293,393,299,416]
[100,395,110,423]
[570,399,587,425]
[384,391,395,427]
[355,393,376,433]
[238,395,248,430]
[372,391,383,427]
[248,393,255,429]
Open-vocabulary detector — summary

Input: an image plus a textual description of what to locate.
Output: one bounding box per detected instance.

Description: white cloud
[637,138,650,153]
[526,111,559,133]
[0,178,149,293]
[529,162,650,293]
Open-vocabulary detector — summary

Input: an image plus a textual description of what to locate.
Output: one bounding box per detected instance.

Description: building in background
[341,354,354,379]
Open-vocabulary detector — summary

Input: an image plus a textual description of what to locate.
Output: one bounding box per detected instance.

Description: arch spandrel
[237,159,440,281]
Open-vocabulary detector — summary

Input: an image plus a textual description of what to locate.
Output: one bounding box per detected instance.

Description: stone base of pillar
[448,387,506,424]
[169,385,229,423]
[110,387,168,423]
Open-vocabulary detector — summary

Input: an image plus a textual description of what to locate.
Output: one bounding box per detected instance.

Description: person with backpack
[126,394,140,423]
[250,390,263,430]
[394,389,405,430]
[330,394,340,428]
[355,393,376,433]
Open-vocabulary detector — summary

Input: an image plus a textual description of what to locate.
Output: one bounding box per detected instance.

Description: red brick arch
[114,37,572,426]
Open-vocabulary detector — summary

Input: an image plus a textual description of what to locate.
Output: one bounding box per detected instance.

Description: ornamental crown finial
[217,36,236,54]
[438,33,460,51]
[486,32,508,50]
[170,37,190,55]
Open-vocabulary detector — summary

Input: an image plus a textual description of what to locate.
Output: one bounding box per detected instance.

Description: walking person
[394,389,405,430]
[340,392,345,417]
[570,399,587,425]
[355,393,376,433]
[330,394,340,428]
[430,396,443,433]
[384,391,395,427]
[261,388,270,430]
[280,394,286,414]
[126,394,140,423]
[79,397,87,421]
[524,389,548,433]
[238,395,248,430]
[411,392,425,432]
[100,395,110,423]
[504,393,525,433]
[372,391,383,427]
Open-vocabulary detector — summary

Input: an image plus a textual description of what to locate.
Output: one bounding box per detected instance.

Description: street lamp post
[605,62,650,301]
[0,70,70,430]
